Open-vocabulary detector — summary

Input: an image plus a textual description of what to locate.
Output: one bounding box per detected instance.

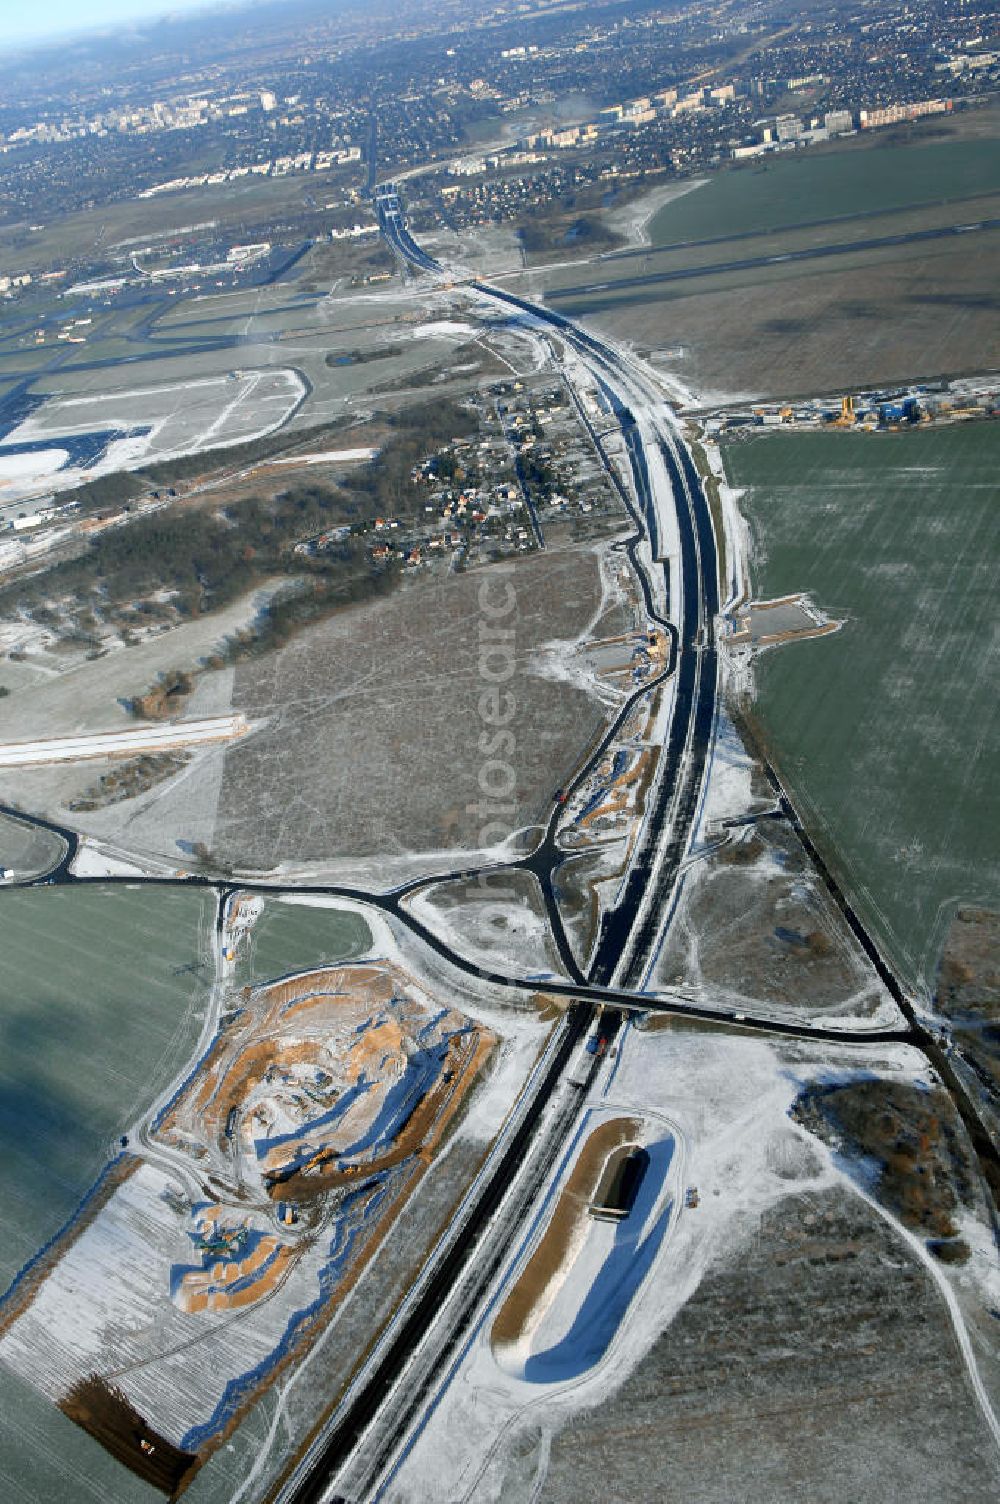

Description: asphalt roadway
[259,197,996,1504]
[2,185,998,1504]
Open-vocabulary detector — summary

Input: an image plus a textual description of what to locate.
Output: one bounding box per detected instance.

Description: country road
[1,176,997,1504]
[258,188,1000,1504]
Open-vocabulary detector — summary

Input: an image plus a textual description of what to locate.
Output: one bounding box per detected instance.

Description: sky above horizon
[2,0,235,47]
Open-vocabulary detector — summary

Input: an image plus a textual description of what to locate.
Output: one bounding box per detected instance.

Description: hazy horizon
[1,0,259,49]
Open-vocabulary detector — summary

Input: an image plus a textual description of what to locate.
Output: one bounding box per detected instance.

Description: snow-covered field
[411,321,478,341]
[0,369,304,501]
[646,706,903,1028]
[0,449,68,485]
[405,874,564,983]
[603,178,709,248]
[384,1022,998,1503]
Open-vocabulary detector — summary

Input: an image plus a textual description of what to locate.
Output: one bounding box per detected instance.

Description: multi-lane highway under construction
[247,188,1000,1504]
[2,179,998,1504]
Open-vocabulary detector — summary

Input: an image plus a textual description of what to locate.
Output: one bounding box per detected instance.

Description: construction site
[0,951,494,1496]
[554,684,667,961]
[708,382,1000,436]
[158,959,491,1211]
[727,594,841,651]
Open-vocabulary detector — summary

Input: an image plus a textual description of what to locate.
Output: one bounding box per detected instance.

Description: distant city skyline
[3,0,247,47]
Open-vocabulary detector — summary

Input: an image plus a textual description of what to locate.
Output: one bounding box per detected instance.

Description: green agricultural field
[0,1356,280,1504]
[0,1368,155,1504]
[0,883,215,1285]
[0,885,367,1504]
[724,422,1000,995]
[237,899,373,985]
[648,137,1000,246]
[532,131,1000,399]
[0,884,222,1504]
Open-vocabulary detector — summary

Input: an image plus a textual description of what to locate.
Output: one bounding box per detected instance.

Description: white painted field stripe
[264,448,379,465]
[0,714,248,766]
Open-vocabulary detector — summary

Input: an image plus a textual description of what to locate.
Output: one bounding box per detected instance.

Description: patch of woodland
[792,1078,977,1259]
[69,751,191,811]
